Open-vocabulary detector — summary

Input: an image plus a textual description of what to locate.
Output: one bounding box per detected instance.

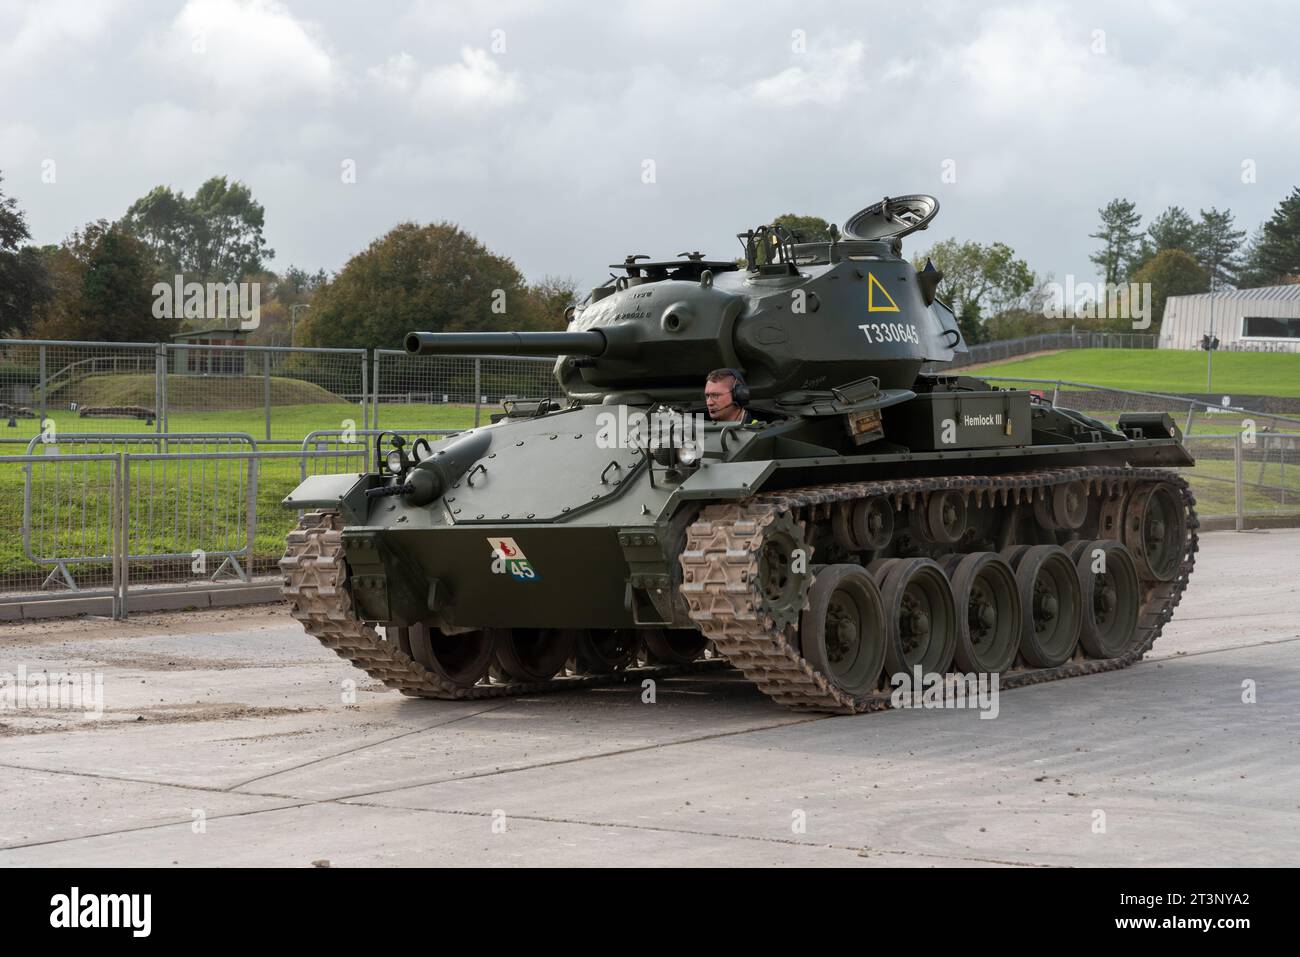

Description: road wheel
[1002,545,1081,667]
[408,623,494,687]
[799,564,887,696]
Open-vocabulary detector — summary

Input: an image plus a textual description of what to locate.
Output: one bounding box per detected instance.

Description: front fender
[282,472,378,526]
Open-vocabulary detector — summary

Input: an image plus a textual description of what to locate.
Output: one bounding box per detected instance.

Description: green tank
[281,196,1198,713]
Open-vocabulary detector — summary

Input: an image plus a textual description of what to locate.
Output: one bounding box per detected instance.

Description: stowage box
[884,389,1032,450]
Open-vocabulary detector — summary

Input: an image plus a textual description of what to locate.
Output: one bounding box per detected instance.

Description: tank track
[679,467,1198,714]
[280,511,725,700]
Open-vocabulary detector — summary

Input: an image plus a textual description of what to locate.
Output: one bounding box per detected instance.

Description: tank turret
[403,195,967,402]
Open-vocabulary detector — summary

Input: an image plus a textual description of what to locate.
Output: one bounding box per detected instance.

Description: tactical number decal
[858,322,920,345]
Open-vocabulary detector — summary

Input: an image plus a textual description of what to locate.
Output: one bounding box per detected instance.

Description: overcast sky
[3,0,1298,293]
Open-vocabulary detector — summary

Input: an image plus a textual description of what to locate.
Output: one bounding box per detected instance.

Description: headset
[708,368,749,412]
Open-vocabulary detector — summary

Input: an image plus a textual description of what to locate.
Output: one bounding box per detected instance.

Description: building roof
[1168,283,1300,305]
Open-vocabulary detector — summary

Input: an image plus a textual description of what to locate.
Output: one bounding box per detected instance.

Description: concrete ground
[1,529,1296,867]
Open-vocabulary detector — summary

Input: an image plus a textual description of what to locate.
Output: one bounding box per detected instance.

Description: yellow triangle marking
[867,272,900,312]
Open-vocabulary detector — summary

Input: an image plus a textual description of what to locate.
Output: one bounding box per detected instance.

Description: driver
[703,369,754,423]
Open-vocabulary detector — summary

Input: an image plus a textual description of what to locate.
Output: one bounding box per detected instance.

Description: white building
[1160,283,1300,352]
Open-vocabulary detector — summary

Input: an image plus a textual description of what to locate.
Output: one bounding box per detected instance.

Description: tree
[0,173,53,336]
[1147,205,1198,254]
[121,176,274,283]
[31,221,173,342]
[1089,198,1143,285]
[1191,207,1246,290]
[1130,249,1209,334]
[302,222,532,350]
[1241,187,1300,286]
[771,213,834,243]
[957,300,985,345]
[522,275,580,331]
[914,238,1036,318]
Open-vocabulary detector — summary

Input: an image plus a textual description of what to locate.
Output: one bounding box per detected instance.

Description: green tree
[914,238,1036,318]
[1147,205,1198,254]
[1241,187,1300,286]
[771,213,834,243]
[522,275,580,331]
[1130,249,1209,334]
[302,222,532,349]
[121,176,273,283]
[32,221,173,342]
[957,299,985,345]
[1089,198,1143,285]
[0,173,53,336]
[1191,207,1246,290]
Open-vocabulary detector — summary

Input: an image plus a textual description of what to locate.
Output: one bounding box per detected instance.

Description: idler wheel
[869,557,957,678]
[799,564,887,696]
[1067,540,1141,659]
[1001,545,1081,667]
[408,623,495,687]
[643,628,708,665]
[1124,483,1186,582]
[572,628,643,674]
[941,552,1021,674]
[491,627,577,682]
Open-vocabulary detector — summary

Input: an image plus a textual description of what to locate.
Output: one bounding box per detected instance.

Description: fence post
[361,351,370,436]
[38,344,47,424]
[245,452,257,583]
[159,345,169,433]
[1184,403,1196,437]
[474,358,482,428]
[154,344,164,435]
[371,351,381,441]
[263,351,272,441]
[118,451,130,619]
[1234,431,1244,532]
[1052,380,1060,406]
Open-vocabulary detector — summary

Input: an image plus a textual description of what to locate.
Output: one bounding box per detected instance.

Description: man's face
[704,376,738,421]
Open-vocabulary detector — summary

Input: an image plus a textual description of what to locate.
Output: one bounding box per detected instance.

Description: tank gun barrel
[404,330,608,357]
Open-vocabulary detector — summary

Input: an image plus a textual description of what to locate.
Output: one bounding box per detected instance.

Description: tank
[280,195,1198,714]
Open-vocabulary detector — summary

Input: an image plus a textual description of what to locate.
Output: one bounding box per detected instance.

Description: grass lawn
[974,349,1300,398]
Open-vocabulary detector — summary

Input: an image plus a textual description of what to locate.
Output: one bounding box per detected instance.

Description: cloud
[751,41,865,106]
[415,48,521,111]
[367,52,418,95]
[155,0,339,100]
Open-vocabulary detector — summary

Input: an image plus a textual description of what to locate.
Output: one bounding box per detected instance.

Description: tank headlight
[676,444,702,466]
[385,449,406,474]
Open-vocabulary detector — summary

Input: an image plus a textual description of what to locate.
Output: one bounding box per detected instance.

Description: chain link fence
[372,350,559,429]
[0,339,369,446]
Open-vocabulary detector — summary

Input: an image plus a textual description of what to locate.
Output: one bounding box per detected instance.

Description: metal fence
[0,339,368,443]
[0,448,359,618]
[371,350,559,429]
